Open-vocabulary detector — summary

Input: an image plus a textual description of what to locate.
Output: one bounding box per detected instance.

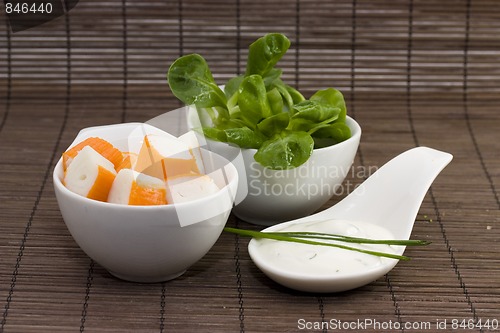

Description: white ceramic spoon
[248,146,453,293]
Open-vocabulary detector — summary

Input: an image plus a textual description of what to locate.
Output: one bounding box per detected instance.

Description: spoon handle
[311,147,453,239]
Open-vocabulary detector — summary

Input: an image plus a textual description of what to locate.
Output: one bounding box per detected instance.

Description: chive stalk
[224,227,431,261]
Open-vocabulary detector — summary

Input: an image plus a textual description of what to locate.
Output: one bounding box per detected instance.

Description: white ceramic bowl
[53,123,238,283]
[190,112,361,225]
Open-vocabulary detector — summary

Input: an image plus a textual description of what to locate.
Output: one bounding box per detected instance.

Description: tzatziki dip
[253,219,399,277]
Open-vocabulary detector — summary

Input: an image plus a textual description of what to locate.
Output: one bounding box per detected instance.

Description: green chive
[224,227,431,261]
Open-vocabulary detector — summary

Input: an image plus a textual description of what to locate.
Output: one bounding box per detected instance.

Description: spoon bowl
[248,147,453,293]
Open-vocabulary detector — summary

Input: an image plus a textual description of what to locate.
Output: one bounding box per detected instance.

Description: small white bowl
[190,113,361,226]
[53,123,238,283]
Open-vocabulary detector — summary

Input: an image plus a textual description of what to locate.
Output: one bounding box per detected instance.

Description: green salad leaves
[167,33,351,170]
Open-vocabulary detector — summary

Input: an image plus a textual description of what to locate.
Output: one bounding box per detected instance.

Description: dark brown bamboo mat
[1,0,500,332]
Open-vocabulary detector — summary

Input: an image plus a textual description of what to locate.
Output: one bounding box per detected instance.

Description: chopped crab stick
[178,131,206,173]
[63,146,117,202]
[166,175,219,204]
[135,134,201,181]
[116,152,138,172]
[107,169,167,206]
[63,137,123,170]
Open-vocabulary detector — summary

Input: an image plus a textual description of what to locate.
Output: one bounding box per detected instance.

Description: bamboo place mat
[1,0,500,332]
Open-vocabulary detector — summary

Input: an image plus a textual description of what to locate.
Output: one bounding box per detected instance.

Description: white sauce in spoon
[254,220,400,277]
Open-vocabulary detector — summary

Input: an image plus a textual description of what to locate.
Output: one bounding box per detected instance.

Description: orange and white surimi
[63,146,117,202]
[63,137,123,171]
[135,134,202,181]
[166,175,219,204]
[108,169,167,206]
[61,133,219,206]
[116,152,138,172]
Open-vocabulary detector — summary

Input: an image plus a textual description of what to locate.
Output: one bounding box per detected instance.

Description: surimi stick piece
[135,134,201,181]
[63,137,124,171]
[178,131,206,174]
[116,152,138,172]
[166,175,219,204]
[108,169,167,206]
[63,146,117,202]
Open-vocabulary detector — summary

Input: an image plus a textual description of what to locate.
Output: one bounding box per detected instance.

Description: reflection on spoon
[248,147,453,293]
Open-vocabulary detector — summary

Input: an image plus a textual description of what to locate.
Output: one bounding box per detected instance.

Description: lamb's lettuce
[167,33,351,170]
[237,75,272,128]
[167,54,226,109]
[245,33,291,77]
[254,131,314,169]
